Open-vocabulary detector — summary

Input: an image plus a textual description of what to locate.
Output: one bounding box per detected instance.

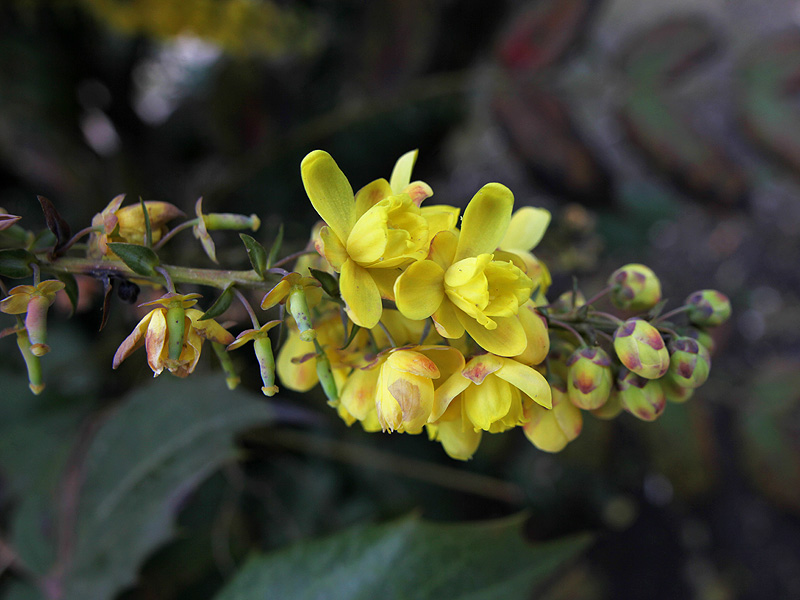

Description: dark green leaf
[60,376,277,600]
[58,272,79,317]
[309,268,340,301]
[99,276,112,332]
[38,195,71,253]
[239,234,267,279]
[200,284,234,321]
[215,515,593,600]
[0,248,36,278]
[266,223,284,268]
[340,323,361,350]
[108,242,160,276]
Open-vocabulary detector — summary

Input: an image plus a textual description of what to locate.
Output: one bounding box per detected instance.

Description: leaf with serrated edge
[214,515,592,600]
[60,376,276,600]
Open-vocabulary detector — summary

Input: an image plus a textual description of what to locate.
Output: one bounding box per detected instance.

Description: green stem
[43,256,268,289]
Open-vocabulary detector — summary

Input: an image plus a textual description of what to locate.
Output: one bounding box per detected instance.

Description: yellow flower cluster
[278,150,556,459]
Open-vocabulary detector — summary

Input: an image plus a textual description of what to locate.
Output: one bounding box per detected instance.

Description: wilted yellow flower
[89,195,182,257]
[394,185,534,356]
[302,150,457,329]
[0,280,65,356]
[113,293,233,377]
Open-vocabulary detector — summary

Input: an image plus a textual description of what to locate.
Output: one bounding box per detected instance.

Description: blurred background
[2,1,800,599]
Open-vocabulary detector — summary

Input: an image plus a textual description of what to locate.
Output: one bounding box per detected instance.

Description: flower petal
[354,178,393,220]
[462,353,504,384]
[457,310,527,357]
[389,149,418,194]
[428,229,458,269]
[112,310,154,368]
[340,259,382,328]
[404,181,433,206]
[431,300,465,339]
[301,150,356,242]
[454,183,514,262]
[464,374,511,431]
[340,365,380,421]
[393,260,445,320]
[435,417,482,460]
[387,349,440,378]
[501,207,551,252]
[421,205,459,238]
[145,309,169,375]
[317,226,348,270]
[496,358,552,409]
[430,371,471,422]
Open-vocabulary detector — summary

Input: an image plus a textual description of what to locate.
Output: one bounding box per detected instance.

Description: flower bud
[566,347,612,409]
[591,388,623,420]
[613,318,669,379]
[683,327,716,355]
[523,382,583,453]
[254,337,279,397]
[204,212,261,231]
[662,375,694,404]
[547,337,576,384]
[16,327,44,395]
[685,290,731,327]
[617,369,666,421]
[550,290,586,314]
[667,337,710,389]
[608,263,661,311]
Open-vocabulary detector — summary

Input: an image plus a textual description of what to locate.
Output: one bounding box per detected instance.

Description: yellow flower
[302,150,457,329]
[89,195,182,257]
[393,185,534,356]
[112,293,233,377]
[261,272,321,341]
[0,280,65,356]
[499,206,552,298]
[522,382,582,453]
[430,353,551,433]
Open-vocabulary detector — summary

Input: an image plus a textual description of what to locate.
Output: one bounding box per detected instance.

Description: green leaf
[266,223,284,268]
[309,267,340,302]
[214,515,593,600]
[108,242,160,276]
[340,323,361,350]
[58,272,79,317]
[200,284,235,321]
[240,234,267,279]
[59,375,276,600]
[0,248,36,278]
[139,196,153,248]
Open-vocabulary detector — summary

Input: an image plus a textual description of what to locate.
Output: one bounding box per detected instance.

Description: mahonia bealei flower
[227,321,281,396]
[499,206,552,298]
[523,381,583,453]
[394,184,534,356]
[89,194,182,257]
[0,280,65,356]
[302,150,458,329]
[261,272,322,341]
[113,293,233,377]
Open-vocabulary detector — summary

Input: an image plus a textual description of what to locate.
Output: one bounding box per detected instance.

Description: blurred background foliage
[1,0,800,599]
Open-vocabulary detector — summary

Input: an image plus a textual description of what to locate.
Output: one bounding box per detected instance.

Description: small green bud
[662,375,694,404]
[523,382,583,453]
[617,369,666,421]
[613,318,669,379]
[254,337,278,396]
[667,337,710,389]
[591,388,623,420]
[16,327,44,395]
[550,290,586,314]
[683,327,716,355]
[287,287,316,341]
[204,213,261,231]
[608,263,662,311]
[685,290,731,327]
[566,347,613,409]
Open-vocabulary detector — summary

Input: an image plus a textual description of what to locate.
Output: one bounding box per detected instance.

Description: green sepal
[340,323,361,350]
[139,196,153,247]
[108,242,160,276]
[58,272,79,317]
[266,224,284,268]
[0,248,36,278]
[309,268,341,301]
[200,285,234,321]
[239,234,267,279]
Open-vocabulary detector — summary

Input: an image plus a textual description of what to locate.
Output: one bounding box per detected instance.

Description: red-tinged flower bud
[668,337,710,389]
[685,290,731,327]
[613,318,669,379]
[566,347,613,409]
[591,388,623,420]
[662,375,694,404]
[523,382,583,453]
[683,327,716,355]
[608,263,661,311]
[617,369,666,421]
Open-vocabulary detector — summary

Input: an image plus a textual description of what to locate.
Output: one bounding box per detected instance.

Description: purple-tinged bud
[683,327,716,355]
[591,388,623,420]
[608,263,662,311]
[662,375,694,404]
[667,337,710,389]
[685,290,731,327]
[613,318,669,379]
[617,369,666,421]
[523,382,583,453]
[550,290,586,314]
[566,347,613,409]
